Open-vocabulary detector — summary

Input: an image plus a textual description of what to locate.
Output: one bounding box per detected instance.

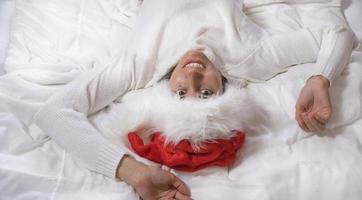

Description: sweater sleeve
[224,25,355,83]
[309,25,355,83]
[33,52,154,178]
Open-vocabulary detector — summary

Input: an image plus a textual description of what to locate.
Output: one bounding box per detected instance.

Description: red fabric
[128,131,246,172]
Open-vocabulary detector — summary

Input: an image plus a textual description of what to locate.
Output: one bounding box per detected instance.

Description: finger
[297,113,310,132]
[295,104,306,121]
[308,114,325,132]
[297,118,310,132]
[315,114,328,124]
[313,108,332,124]
[175,191,193,200]
[295,110,303,124]
[302,114,317,132]
[313,90,332,122]
[170,175,191,196]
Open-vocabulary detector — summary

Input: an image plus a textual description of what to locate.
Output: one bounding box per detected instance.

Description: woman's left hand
[295,75,332,132]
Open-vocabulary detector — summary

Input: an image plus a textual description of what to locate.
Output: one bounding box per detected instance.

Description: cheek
[169,69,179,83]
[168,76,179,91]
[205,71,223,85]
[168,80,175,90]
[169,71,185,89]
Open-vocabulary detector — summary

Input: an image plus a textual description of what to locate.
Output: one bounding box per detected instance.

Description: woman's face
[169,50,224,99]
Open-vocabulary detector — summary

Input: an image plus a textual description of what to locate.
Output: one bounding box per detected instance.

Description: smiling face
[168,50,224,99]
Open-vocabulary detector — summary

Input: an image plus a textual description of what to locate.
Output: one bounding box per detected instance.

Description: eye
[175,89,186,99]
[199,89,213,99]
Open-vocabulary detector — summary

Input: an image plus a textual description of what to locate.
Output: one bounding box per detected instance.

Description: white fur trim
[103,81,250,144]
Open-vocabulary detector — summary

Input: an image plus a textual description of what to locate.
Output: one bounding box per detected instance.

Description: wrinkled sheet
[0,0,15,75]
[1,0,362,200]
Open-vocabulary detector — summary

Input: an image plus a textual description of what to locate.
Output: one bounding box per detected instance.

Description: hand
[134,166,193,200]
[295,75,332,132]
[117,156,193,200]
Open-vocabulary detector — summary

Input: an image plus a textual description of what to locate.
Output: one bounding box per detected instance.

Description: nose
[187,68,203,80]
[185,70,203,98]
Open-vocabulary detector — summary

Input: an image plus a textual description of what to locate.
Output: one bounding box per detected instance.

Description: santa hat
[101,81,250,171]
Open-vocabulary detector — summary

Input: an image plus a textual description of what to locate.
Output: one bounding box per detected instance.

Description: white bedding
[0,0,15,75]
[1,0,362,200]
[342,0,362,43]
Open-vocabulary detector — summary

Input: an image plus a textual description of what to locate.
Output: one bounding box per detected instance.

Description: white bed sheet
[342,0,362,43]
[0,0,15,75]
[1,0,362,200]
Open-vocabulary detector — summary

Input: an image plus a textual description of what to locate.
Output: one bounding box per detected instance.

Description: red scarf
[128,131,245,172]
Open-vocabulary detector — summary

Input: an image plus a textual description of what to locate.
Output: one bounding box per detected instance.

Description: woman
[33,0,355,199]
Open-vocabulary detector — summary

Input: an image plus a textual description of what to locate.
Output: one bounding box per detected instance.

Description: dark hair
[221,76,227,92]
[162,66,176,80]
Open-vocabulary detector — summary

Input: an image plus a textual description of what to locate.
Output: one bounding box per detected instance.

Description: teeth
[185,62,204,69]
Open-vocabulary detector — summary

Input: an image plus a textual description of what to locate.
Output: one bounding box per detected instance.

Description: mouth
[184,62,205,69]
[181,51,208,69]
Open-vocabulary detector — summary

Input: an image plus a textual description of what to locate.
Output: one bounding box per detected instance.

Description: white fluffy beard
[103,81,250,145]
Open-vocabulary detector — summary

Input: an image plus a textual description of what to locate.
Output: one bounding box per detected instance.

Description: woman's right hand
[116,156,193,200]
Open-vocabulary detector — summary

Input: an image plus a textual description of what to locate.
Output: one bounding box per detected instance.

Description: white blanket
[1,0,362,200]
